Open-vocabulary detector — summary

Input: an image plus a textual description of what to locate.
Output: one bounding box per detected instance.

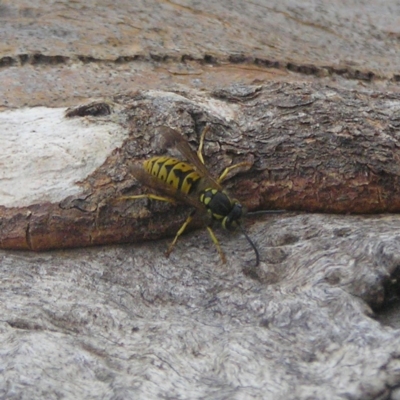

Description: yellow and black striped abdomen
[144,156,202,195]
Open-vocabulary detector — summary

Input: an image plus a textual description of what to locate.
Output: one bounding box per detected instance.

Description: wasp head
[200,188,259,266]
[200,189,242,230]
[221,200,242,231]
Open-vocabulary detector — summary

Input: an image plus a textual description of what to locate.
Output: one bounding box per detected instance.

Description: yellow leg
[217,161,252,184]
[117,194,176,203]
[117,194,194,258]
[118,193,227,263]
[197,125,252,184]
[166,214,194,257]
[206,226,227,264]
[196,125,210,165]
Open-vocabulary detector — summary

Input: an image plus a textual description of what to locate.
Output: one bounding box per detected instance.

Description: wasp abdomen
[144,156,201,195]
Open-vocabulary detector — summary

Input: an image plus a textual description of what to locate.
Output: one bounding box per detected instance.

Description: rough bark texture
[3,85,400,250]
[2,1,400,399]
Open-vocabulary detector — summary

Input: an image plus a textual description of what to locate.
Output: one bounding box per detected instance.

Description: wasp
[123,125,261,266]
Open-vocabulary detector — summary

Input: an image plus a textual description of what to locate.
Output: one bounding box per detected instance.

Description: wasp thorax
[200,189,242,230]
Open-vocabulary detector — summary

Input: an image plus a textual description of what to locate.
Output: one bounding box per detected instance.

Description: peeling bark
[2,84,400,250]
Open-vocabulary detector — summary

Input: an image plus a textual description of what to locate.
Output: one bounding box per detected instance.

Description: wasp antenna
[239,224,260,267]
[247,209,286,216]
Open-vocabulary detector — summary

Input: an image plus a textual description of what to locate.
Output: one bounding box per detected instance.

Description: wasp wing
[159,126,222,190]
[129,164,207,211]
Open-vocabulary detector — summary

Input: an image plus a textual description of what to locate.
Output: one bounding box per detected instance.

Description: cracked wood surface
[2,214,400,399]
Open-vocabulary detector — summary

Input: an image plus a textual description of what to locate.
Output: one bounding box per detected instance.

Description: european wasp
[124,126,261,265]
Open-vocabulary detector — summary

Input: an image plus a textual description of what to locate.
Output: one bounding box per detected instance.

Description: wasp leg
[217,161,252,184]
[165,212,195,258]
[196,125,211,165]
[196,125,252,184]
[206,226,227,264]
[117,194,176,203]
[117,194,195,258]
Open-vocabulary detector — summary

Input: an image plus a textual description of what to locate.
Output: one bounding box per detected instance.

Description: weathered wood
[2,1,400,399]
[1,213,400,399]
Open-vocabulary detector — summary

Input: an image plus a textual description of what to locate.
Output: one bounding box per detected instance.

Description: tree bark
[2,85,400,250]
